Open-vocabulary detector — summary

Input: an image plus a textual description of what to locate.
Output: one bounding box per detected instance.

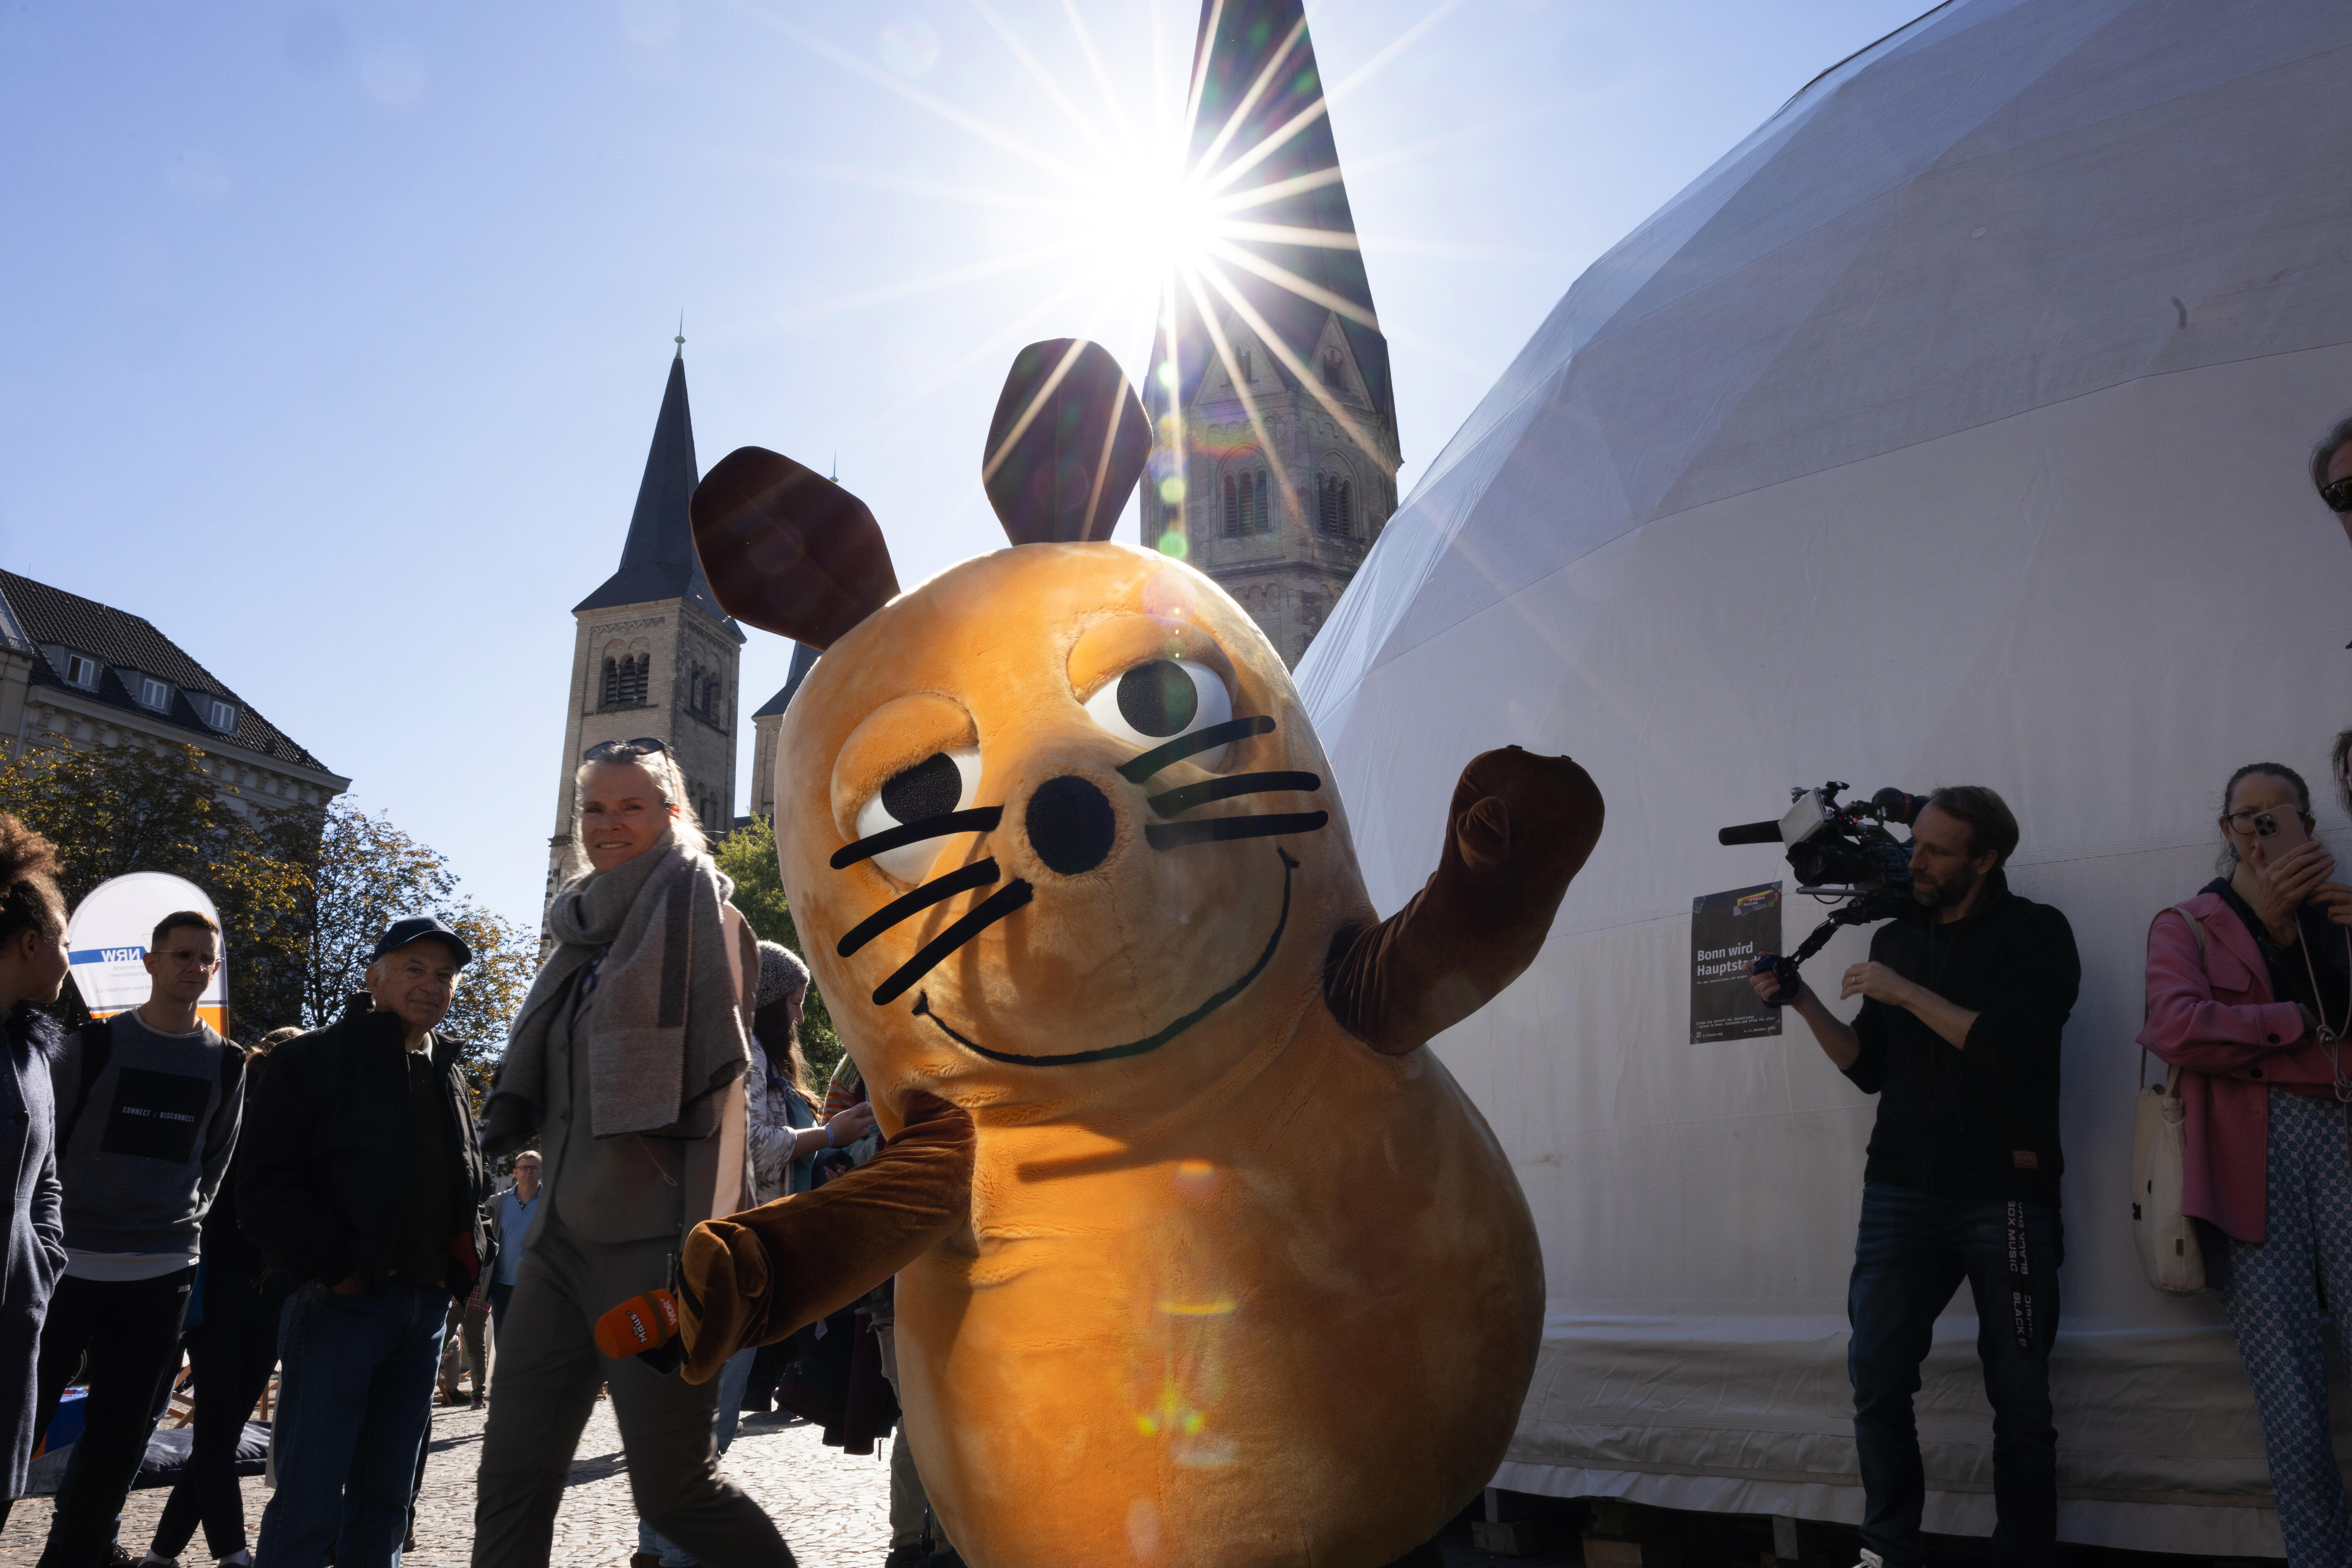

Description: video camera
[1717,782,1923,1005]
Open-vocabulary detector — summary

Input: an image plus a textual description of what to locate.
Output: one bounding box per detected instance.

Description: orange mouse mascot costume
[598,341,1603,1567]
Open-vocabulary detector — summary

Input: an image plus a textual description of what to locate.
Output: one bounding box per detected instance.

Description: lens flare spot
[1128,1497,1161,1562]
[1143,568,1201,621]
[1158,475,1187,504]
[879,20,939,76]
[1172,1158,1219,1197]
[1155,530,1189,560]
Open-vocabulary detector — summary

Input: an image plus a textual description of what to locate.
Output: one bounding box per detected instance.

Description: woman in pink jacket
[2141,761,2352,1566]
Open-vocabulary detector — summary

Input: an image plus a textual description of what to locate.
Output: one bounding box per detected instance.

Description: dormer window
[1321,350,1345,389]
[207,698,237,734]
[63,653,99,690]
[1235,347,1252,385]
[138,676,171,712]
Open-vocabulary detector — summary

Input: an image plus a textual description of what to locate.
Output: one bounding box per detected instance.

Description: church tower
[1143,0,1401,669]
[546,341,745,910]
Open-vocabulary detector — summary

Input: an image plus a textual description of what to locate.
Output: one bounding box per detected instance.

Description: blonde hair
[563,747,707,881]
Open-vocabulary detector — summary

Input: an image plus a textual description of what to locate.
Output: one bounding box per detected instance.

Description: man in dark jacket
[1750,786,2079,1568]
[239,917,490,1568]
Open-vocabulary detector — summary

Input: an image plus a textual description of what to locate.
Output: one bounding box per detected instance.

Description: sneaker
[1853,1553,1886,1568]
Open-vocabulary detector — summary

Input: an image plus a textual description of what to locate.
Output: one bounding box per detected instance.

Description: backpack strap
[2141,903,2210,1093]
[70,1016,115,1135]
[218,1037,246,1105]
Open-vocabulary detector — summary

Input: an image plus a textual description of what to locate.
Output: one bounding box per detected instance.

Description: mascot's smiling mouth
[911,845,1300,1067]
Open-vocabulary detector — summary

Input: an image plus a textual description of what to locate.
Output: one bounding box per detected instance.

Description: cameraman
[1747,786,2079,1568]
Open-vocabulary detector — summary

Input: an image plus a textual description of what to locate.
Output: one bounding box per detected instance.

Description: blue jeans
[1847,1184,2062,1568]
[256,1280,449,1568]
[637,1347,758,1566]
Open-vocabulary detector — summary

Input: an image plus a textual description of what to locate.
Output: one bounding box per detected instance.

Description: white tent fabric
[1297,1,2352,1554]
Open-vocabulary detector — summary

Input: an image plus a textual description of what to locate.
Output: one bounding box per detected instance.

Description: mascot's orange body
[785,545,1545,1566]
[611,340,1603,1568]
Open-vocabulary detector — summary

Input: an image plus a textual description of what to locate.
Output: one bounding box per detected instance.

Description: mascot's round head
[691,341,1372,1120]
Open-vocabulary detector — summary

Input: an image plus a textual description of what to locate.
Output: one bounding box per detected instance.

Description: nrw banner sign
[66,872,227,1034]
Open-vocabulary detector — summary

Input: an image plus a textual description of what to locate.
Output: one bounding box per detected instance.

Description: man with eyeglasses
[2314,412,2352,547]
[12,910,244,1568]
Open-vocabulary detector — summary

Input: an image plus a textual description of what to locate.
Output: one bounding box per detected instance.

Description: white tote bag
[2132,905,2207,1295]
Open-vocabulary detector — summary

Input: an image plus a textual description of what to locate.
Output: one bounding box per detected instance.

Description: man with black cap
[238,916,490,1568]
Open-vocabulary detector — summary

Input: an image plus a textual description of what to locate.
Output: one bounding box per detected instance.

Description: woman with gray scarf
[469,742,791,1568]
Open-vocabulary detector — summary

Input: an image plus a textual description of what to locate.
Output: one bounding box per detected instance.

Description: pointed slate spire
[1146,0,1394,433]
[575,348,728,620]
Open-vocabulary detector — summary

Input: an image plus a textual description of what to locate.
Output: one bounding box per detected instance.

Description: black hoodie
[1841,871,2081,1207]
[237,994,488,1293]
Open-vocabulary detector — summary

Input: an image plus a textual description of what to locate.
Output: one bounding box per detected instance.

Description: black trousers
[150,1266,289,1561]
[23,1268,196,1560]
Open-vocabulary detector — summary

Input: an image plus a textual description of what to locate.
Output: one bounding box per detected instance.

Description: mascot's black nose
[1025,775,1117,875]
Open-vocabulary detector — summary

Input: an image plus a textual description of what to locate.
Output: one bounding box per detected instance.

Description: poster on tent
[1689,883,1780,1043]
[66,872,227,1035]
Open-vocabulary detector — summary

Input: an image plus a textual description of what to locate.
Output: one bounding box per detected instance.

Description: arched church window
[1252,469,1270,533]
[602,657,620,707]
[1222,473,1239,537]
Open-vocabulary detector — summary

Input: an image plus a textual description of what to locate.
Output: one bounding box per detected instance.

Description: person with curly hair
[0,813,71,1508]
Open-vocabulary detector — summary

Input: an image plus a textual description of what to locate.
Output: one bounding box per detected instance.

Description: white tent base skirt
[1491,1461,2283,1559]
[1497,1315,2314,1557]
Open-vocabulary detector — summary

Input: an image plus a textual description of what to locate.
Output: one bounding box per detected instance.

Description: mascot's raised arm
[595,339,1604,1568]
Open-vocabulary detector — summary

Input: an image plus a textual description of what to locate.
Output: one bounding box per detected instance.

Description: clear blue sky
[0,0,1924,935]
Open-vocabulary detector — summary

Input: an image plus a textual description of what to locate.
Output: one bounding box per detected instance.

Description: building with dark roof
[0,568,349,811]
[1142,0,1401,668]
[546,342,745,905]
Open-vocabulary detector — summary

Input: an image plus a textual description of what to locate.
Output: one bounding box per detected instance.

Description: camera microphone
[1718,820,1784,846]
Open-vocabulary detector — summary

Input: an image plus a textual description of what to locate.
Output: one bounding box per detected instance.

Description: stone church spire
[575,345,726,623]
[1143,0,1401,668]
[544,344,746,922]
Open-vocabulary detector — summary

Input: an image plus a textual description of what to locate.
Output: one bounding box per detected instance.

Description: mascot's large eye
[1082,660,1234,769]
[854,747,982,883]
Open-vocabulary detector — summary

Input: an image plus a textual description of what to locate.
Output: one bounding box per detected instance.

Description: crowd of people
[1735,414,2352,1568]
[0,419,2347,1568]
[0,737,938,1568]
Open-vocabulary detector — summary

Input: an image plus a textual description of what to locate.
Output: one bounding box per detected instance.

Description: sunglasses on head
[2323,476,2352,515]
[583,737,670,763]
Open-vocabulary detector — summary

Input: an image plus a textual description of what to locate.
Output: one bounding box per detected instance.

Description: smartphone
[2252,807,2312,856]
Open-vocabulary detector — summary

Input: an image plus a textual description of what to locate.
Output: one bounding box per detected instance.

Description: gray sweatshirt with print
[50,1012,242,1259]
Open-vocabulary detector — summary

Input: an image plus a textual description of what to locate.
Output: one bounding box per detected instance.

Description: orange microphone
[595,1289,685,1374]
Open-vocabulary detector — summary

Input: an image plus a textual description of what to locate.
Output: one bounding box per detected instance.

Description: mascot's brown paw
[1450,746,1605,889]
[1325,747,1606,1056]
[675,1216,775,1383]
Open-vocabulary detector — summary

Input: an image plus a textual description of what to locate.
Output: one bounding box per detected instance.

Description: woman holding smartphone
[2142,761,2352,1566]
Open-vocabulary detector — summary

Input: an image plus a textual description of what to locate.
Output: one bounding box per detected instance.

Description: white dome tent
[1297,0,2352,1555]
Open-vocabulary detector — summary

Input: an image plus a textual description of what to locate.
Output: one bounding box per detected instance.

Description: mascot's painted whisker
[593,337,1605,1568]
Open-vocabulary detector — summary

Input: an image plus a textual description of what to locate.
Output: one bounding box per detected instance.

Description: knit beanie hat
[756,940,811,1009]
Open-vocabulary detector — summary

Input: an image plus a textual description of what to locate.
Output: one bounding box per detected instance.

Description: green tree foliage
[0,744,533,1100]
[712,814,842,1086]
[0,741,315,1032]
[300,800,537,1101]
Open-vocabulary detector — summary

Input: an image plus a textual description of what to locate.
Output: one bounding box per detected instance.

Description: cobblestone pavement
[0,1398,899,1567]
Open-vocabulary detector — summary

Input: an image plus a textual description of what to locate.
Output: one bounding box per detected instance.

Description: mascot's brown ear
[982,338,1151,546]
[691,447,900,652]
